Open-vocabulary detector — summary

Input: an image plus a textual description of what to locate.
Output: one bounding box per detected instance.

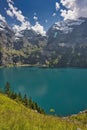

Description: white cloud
[60,0,87,20]
[7,3,25,22]
[55,2,60,11]
[32,22,46,36]
[0,14,6,23]
[6,0,30,30]
[60,8,78,20]
[6,9,14,17]
[12,21,31,37]
[6,0,46,36]
[33,16,38,21]
[7,0,14,4]
[52,13,56,17]
[12,21,30,33]
[61,0,76,9]
[12,24,20,32]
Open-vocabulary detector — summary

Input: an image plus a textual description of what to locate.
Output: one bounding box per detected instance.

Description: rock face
[0,20,15,65]
[0,17,87,67]
[46,17,87,67]
[0,19,47,66]
[47,18,87,46]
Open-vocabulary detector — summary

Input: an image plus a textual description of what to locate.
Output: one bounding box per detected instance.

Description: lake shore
[1,63,87,70]
[0,63,49,68]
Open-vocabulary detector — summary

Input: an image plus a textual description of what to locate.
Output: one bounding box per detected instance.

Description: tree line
[0,82,45,114]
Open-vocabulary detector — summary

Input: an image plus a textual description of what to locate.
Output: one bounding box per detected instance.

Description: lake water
[0,67,87,116]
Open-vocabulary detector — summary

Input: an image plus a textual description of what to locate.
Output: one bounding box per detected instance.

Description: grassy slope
[0,94,87,130]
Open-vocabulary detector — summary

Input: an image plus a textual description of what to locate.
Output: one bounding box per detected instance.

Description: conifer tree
[18,92,22,101]
[5,82,11,97]
[23,94,29,107]
[29,96,32,108]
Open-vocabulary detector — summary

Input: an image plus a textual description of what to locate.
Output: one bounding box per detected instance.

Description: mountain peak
[52,18,85,34]
[47,17,87,47]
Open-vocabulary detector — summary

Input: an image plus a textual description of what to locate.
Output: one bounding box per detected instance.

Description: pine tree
[23,94,29,107]
[4,82,11,97]
[18,92,22,101]
[10,92,17,100]
[29,96,32,108]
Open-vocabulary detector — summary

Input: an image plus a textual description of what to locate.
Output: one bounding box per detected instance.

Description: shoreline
[0,64,87,69]
[0,63,49,68]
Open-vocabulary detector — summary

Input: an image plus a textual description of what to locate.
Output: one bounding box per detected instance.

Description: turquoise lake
[0,67,87,116]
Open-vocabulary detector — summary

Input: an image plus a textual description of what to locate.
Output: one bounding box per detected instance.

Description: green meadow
[0,94,87,130]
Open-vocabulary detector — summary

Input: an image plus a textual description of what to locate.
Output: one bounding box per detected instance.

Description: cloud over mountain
[32,22,46,36]
[6,0,30,30]
[60,0,87,20]
[1,0,87,34]
[5,0,46,35]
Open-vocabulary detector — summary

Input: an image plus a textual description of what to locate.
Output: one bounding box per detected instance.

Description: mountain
[0,20,47,66]
[47,17,87,47]
[45,18,87,67]
[0,17,87,67]
[0,20,14,47]
[0,20,15,65]
[0,93,87,130]
[14,29,47,49]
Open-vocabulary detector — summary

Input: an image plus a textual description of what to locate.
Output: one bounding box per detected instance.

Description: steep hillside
[0,19,47,66]
[0,17,87,67]
[47,18,87,46]
[45,18,87,67]
[0,94,87,130]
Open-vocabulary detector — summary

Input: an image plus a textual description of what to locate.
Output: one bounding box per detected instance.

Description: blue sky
[0,0,87,35]
[0,0,61,30]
